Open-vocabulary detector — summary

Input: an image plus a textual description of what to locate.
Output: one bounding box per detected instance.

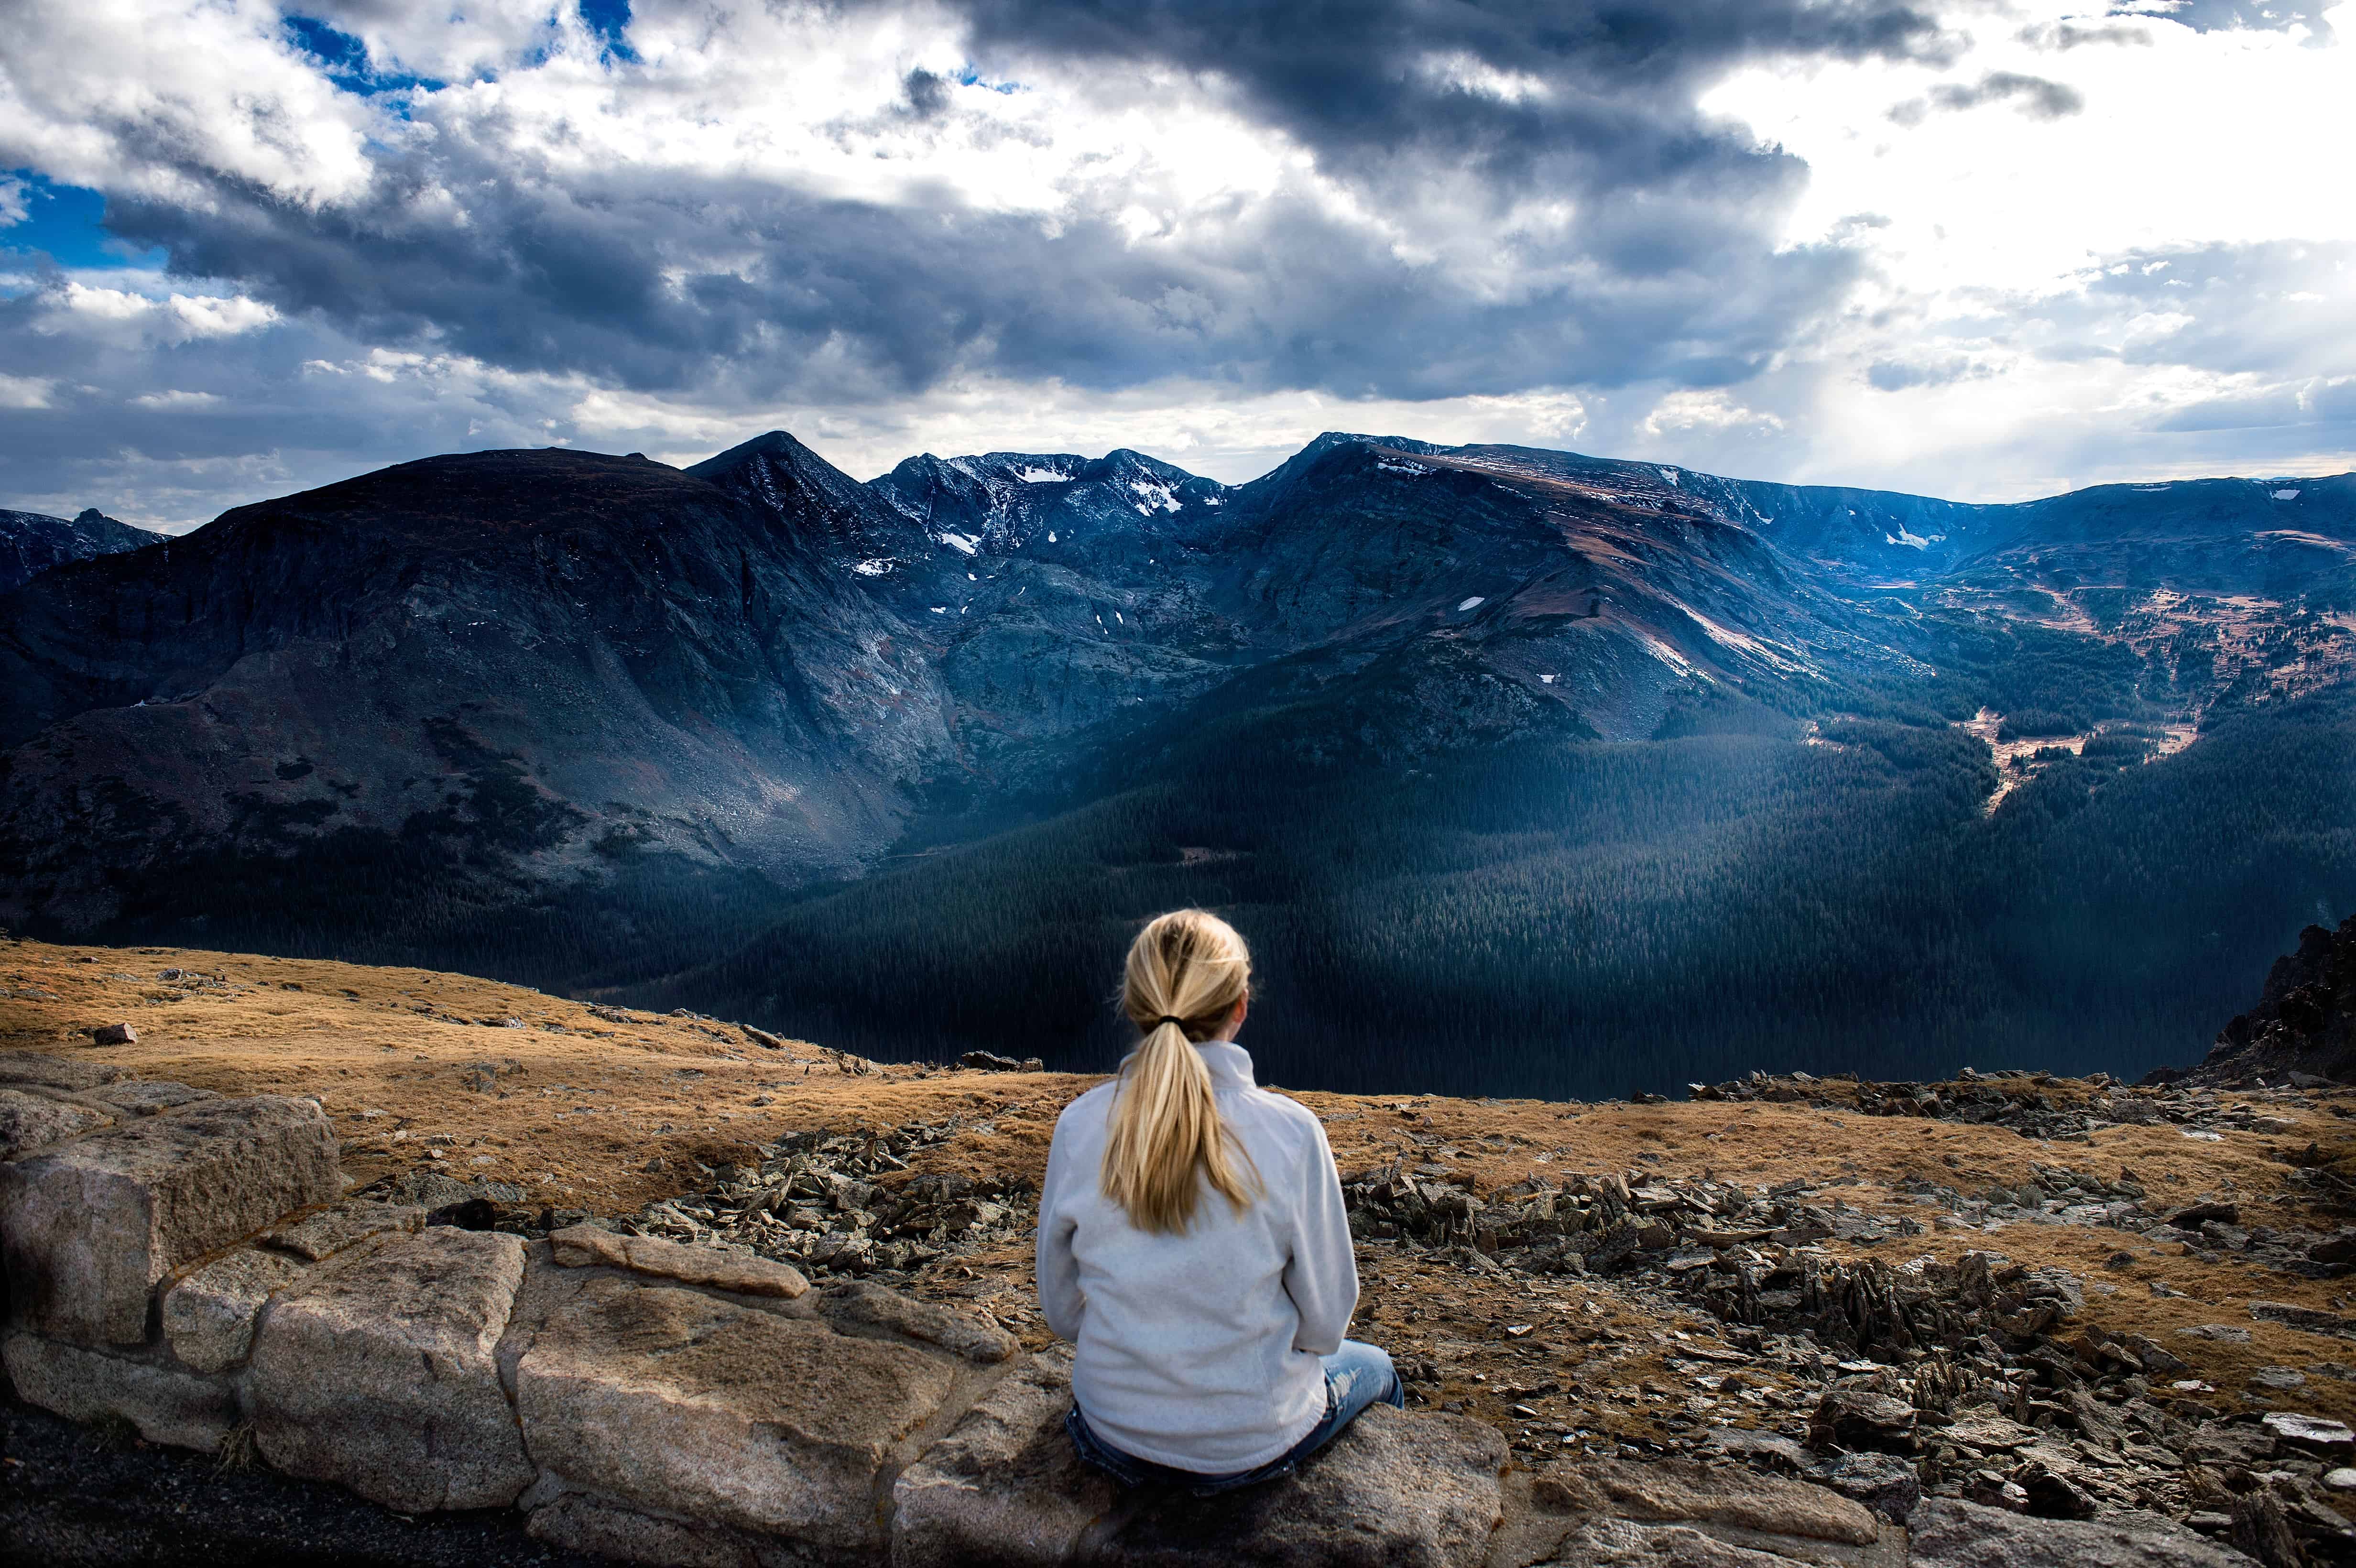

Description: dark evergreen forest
[61,596,2352,1102]
[621,684,2356,1099]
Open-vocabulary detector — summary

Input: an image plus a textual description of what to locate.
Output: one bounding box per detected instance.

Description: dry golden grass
[11,935,2356,1444]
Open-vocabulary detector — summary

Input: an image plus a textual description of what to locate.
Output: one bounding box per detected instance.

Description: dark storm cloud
[73,0,1967,412]
[947,0,1959,194]
[103,166,1854,405]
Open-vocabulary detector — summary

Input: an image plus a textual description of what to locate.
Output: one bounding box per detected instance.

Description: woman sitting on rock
[1036,908,1401,1494]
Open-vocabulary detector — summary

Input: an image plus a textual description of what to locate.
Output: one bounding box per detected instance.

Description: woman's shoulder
[1226,1084,1327,1144]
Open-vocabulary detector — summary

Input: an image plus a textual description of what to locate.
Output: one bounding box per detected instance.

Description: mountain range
[0,432,2349,1095]
[0,506,162,594]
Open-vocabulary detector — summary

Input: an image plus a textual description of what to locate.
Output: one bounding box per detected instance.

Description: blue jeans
[1066,1340,1405,1496]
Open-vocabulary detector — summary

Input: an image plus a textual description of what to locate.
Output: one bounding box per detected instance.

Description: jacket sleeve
[1280,1116,1358,1356]
[1035,1110,1087,1342]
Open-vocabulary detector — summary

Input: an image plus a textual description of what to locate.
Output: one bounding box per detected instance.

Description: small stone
[742,1025,785,1050]
[86,1023,137,1046]
[2250,1366,2309,1391]
[1808,1448,1922,1523]
[2263,1411,2356,1447]
[1808,1388,1917,1454]
[2177,1324,2252,1344]
[2323,1468,2356,1492]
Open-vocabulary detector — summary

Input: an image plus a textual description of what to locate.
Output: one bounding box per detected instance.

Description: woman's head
[1101,909,1258,1233]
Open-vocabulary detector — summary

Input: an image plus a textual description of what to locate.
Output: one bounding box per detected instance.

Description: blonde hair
[1101,909,1259,1233]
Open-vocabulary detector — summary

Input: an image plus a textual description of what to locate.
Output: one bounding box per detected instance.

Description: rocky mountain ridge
[0,505,162,594]
[0,432,2348,1081]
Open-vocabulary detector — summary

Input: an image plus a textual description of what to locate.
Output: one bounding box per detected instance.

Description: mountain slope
[0,448,952,964]
[0,429,2348,1088]
[0,506,163,593]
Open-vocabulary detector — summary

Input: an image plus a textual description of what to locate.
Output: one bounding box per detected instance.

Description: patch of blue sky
[282,14,446,95]
[957,66,1020,94]
[578,0,638,62]
[0,172,166,272]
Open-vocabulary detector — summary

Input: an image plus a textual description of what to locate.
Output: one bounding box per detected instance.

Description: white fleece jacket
[1034,1039,1359,1473]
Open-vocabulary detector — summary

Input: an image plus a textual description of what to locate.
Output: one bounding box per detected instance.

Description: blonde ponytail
[1102,909,1259,1233]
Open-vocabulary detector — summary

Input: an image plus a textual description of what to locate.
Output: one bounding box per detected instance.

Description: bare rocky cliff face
[0,431,2347,993]
[0,506,162,594]
[2168,917,2356,1089]
[0,448,953,934]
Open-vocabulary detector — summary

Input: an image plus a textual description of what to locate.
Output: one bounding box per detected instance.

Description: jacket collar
[1194,1039,1257,1090]
[1113,1038,1258,1091]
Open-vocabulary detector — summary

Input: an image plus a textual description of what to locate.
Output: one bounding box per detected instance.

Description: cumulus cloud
[0,0,2350,525]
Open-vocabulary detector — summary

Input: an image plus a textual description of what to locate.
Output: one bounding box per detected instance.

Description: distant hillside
[0,506,162,592]
[0,432,2349,1093]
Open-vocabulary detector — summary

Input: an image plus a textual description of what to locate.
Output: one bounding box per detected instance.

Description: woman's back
[1036,1038,1356,1473]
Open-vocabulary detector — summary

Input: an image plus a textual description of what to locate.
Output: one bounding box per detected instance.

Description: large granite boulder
[891,1348,1120,1568]
[515,1273,961,1559]
[248,1227,534,1512]
[1907,1498,2255,1567]
[0,1094,338,1344]
[892,1346,1507,1568]
[1,1332,238,1452]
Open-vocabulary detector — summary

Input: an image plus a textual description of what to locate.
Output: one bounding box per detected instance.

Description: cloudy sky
[0,0,2349,530]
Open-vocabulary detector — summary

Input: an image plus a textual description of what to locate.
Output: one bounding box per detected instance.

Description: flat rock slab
[1536,1517,1851,1567]
[261,1199,423,1263]
[0,1086,108,1159]
[163,1246,307,1373]
[93,1082,219,1116]
[896,1346,1505,1568]
[1907,1498,2254,1568]
[516,1274,959,1557]
[550,1224,808,1298]
[1543,1460,1879,1546]
[3,1332,237,1453]
[249,1227,534,1513]
[0,1050,126,1091]
[820,1279,1017,1364]
[0,1094,339,1344]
